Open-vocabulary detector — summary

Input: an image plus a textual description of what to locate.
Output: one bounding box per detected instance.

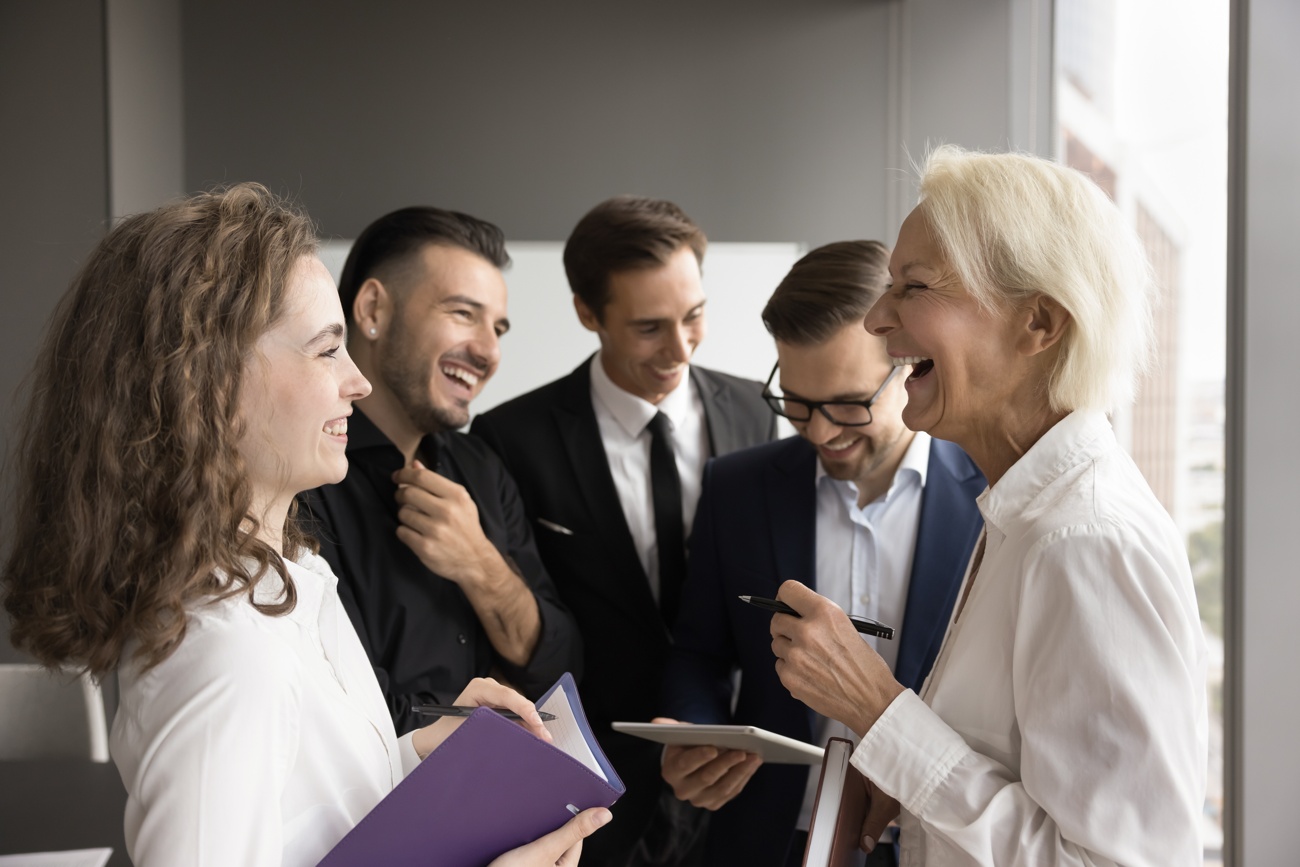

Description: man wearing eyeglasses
[656,241,986,867]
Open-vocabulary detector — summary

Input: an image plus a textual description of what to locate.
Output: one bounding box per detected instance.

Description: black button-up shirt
[299,409,582,735]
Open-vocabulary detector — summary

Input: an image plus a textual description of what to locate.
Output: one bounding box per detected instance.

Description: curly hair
[2,183,320,677]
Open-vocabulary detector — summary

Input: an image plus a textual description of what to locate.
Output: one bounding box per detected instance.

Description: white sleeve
[852,526,1206,866]
[121,623,303,867]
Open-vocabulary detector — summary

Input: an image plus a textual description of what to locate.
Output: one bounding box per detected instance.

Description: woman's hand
[861,779,901,854]
[411,677,551,759]
[770,580,906,738]
[487,807,612,867]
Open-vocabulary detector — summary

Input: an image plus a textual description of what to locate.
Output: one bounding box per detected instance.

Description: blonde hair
[916,145,1154,412]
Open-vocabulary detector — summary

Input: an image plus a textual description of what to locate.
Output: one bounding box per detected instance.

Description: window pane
[1054,0,1228,862]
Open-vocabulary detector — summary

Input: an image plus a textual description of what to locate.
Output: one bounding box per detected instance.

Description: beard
[377,319,474,434]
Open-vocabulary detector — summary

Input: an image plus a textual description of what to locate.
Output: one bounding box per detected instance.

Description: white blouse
[852,411,1208,866]
[110,551,421,867]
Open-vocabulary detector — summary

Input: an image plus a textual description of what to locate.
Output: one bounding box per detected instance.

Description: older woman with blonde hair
[771,146,1206,865]
[1,184,609,866]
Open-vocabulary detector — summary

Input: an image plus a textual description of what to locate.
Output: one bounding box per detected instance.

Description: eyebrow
[442,294,510,334]
[306,323,345,347]
[781,387,873,403]
[629,300,707,328]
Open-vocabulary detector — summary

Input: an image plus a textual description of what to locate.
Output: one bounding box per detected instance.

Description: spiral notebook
[319,672,624,867]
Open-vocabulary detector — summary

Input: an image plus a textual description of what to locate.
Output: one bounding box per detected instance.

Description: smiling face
[577,245,706,405]
[377,244,509,432]
[777,323,913,491]
[865,207,1031,448]
[238,256,372,512]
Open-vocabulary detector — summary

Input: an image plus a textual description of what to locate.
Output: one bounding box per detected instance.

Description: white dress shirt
[797,431,929,830]
[110,551,421,867]
[851,411,1208,866]
[589,354,709,599]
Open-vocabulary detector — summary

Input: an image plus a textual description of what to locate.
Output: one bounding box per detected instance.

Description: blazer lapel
[894,440,985,691]
[766,438,818,591]
[694,367,738,457]
[552,361,660,619]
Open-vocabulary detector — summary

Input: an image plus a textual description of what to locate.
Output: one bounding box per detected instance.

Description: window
[1054,0,1229,861]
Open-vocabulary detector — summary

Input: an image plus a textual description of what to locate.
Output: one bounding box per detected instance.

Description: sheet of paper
[539,682,606,780]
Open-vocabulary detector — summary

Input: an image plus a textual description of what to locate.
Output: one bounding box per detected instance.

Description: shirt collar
[977,410,1113,533]
[345,407,445,474]
[589,353,695,437]
[814,431,932,505]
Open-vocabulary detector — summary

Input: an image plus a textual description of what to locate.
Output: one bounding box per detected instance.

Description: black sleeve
[481,451,585,695]
[297,490,445,735]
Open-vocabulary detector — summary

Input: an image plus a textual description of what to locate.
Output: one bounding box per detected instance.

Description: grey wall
[180,0,1043,247]
[0,2,110,659]
[1229,0,1300,861]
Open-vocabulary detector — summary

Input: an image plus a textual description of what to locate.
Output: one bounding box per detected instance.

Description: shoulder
[121,600,304,725]
[709,435,811,480]
[927,437,984,483]
[474,366,585,429]
[692,365,765,400]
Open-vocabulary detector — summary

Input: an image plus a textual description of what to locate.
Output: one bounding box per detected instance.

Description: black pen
[412,705,557,722]
[738,595,895,640]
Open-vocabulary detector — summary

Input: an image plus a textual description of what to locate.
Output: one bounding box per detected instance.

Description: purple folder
[318,672,624,867]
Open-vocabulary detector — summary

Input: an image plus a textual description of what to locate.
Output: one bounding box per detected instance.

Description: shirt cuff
[850,690,969,817]
[398,730,422,778]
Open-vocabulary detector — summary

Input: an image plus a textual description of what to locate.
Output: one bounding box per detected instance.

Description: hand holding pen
[766,580,908,739]
[409,676,552,760]
[739,595,894,640]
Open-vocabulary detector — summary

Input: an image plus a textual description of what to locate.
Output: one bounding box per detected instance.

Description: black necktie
[647,411,685,627]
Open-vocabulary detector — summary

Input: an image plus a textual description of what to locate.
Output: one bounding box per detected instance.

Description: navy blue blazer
[661,435,985,866]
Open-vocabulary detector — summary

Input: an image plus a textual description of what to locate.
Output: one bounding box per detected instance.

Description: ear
[572,294,602,334]
[1016,294,1071,357]
[354,277,390,339]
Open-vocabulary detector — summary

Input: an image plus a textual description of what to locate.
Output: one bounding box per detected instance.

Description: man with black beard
[299,208,581,736]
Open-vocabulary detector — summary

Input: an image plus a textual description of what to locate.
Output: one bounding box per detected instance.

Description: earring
[369,327,377,337]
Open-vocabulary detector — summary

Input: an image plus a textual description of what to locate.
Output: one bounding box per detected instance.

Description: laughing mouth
[442,365,481,389]
[894,356,934,381]
[324,418,349,436]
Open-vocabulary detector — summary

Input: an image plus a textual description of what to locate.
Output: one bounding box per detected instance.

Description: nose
[664,323,693,364]
[341,348,372,401]
[471,323,502,371]
[863,291,896,336]
[801,410,844,445]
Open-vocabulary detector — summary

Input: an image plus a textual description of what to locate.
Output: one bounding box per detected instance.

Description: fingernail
[413,459,424,468]
[595,809,613,827]
[861,835,875,854]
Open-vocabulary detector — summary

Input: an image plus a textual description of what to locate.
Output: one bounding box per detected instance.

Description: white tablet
[611,722,825,765]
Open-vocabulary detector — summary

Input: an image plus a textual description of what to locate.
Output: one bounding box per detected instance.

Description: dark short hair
[563,195,707,320]
[337,206,510,326]
[761,240,891,345]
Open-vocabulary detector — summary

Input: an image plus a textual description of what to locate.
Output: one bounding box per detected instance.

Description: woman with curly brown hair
[1,184,609,867]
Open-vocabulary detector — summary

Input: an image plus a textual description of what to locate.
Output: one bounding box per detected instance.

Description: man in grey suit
[472,196,776,866]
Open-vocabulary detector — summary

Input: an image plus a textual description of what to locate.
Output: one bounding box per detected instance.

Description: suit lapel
[766,438,818,591]
[894,440,985,691]
[552,361,660,618]
[694,367,737,457]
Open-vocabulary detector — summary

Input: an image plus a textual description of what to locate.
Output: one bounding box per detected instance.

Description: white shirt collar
[589,352,696,437]
[977,410,1112,533]
[814,430,932,505]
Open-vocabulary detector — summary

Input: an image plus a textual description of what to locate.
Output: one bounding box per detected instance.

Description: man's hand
[770,580,905,738]
[393,460,498,587]
[654,717,762,811]
[393,460,542,666]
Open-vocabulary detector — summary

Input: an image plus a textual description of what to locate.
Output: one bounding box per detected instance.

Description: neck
[246,496,290,555]
[353,347,424,462]
[852,429,916,508]
[963,403,1068,488]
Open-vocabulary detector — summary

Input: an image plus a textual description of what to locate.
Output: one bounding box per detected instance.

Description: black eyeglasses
[761,362,900,426]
